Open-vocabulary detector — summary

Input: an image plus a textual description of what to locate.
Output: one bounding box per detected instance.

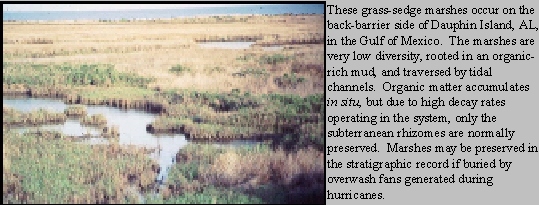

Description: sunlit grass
[162,143,324,204]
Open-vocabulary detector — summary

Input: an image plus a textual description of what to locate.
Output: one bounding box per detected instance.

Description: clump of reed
[2,84,29,95]
[199,146,323,188]
[146,116,192,134]
[236,67,269,78]
[180,123,279,140]
[3,107,67,126]
[147,115,273,140]
[100,125,120,138]
[67,92,166,114]
[256,32,324,46]
[144,90,324,150]
[202,66,225,74]
[80,113,108,127]
[166,144,226,197]
[64,105,87,117]
[164,144,324,203]
[169,65,192,75]
[28,86,69,98]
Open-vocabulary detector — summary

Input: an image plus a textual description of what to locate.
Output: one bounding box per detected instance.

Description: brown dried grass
[199,146,323,188]
[3,14,323,96]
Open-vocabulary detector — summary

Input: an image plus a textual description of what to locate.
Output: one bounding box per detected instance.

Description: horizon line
[3,4,278,12]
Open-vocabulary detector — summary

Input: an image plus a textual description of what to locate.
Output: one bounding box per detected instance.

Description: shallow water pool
[4,96,262,183]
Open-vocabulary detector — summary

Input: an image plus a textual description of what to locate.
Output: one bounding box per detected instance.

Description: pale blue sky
[4,4,262,12]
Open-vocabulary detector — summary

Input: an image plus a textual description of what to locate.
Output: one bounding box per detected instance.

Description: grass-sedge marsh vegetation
[4,12,324,204]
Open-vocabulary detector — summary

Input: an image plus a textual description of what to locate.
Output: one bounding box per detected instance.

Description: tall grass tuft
[164,144,324,203]
[64,105,87,117]
[80,114,108,128]
[169,65,192,75]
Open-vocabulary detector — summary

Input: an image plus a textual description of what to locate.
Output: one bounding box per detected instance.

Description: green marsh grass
[2,129,158,204]
[4,14,325,204]
[147,186,264,204]
[145,90,324,149]
[3,63,154,88]
[4,61,324,202]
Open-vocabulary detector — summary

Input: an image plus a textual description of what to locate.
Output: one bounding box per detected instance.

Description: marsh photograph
[3,3,324,204]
